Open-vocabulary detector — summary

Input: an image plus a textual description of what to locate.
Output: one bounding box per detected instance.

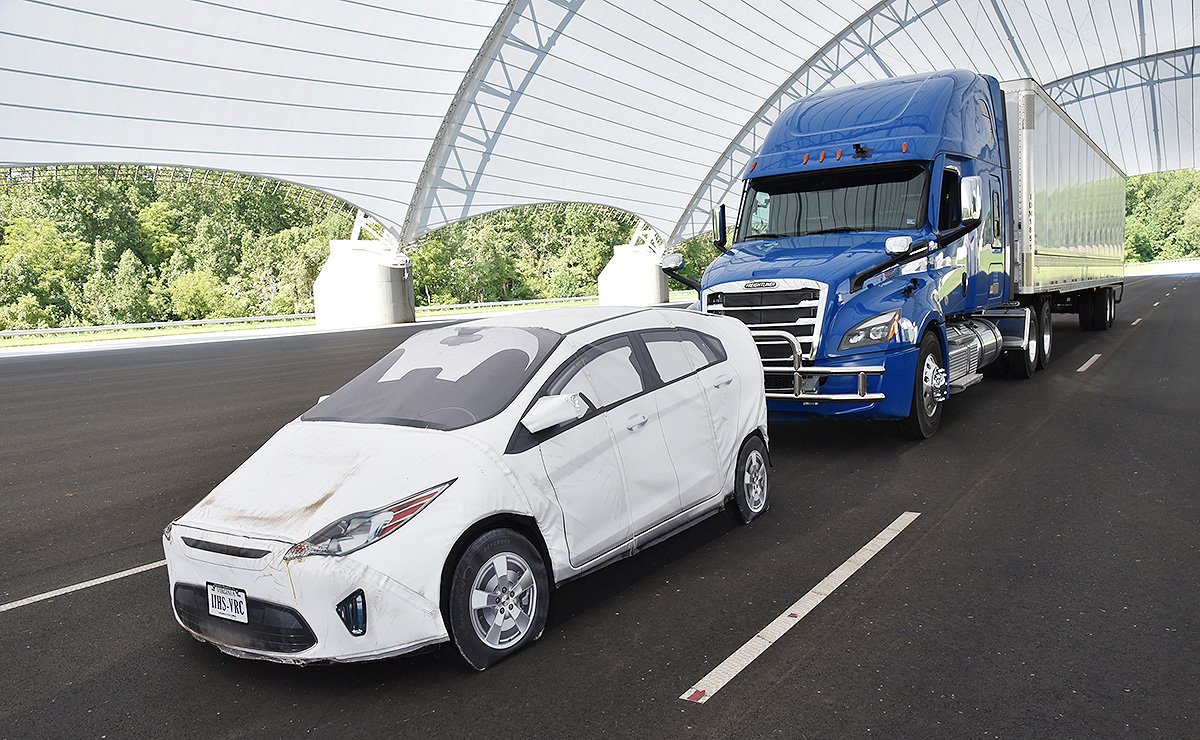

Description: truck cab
[699,70,1013,436]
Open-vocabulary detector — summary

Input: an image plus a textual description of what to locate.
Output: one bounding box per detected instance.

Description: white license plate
[206,582,248,623]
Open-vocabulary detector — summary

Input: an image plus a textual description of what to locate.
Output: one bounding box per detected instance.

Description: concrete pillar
[314,240,415,328]
[598,243,668,306]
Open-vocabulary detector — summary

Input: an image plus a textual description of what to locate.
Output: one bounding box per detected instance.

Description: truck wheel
[1078,291,1094,331]
[447,528,549,671]
[1004,307,1038,379]
[1036,296,1053,370]
[732,435,769,524]
[899,332,945,439]
[1092,288,1112,331]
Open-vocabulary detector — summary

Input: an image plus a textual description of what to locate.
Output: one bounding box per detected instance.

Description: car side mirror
[521,393,587,434]
[885,236,913,255]
[960,175,982,226]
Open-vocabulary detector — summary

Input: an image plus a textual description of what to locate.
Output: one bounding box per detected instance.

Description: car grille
[707,285,824,361]
[173,584,317,654]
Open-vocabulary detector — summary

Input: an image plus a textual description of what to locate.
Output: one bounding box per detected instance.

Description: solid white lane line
[0,560,166,613]
[1076,354,1102,373]
[679,511,920,705]
[1132,318,1142,326]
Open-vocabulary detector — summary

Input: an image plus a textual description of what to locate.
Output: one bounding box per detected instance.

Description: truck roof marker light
[748,161,757,172]
[836,149,843,160]
[803,153,810,165]
[901,141,909,153]
[819,151,826,162]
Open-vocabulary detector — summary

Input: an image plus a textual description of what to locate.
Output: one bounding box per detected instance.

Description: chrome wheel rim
[470,552,536,650]
[920,353,945,417]
[743,449,767,512]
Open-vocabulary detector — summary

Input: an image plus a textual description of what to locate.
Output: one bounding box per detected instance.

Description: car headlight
[284,479,455,560]
[839,310,901,351]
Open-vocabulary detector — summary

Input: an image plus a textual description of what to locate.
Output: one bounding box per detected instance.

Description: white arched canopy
[1,0,1196,245]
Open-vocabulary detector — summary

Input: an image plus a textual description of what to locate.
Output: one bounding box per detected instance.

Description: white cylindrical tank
[598,243,668,306]
[314,241,415,328]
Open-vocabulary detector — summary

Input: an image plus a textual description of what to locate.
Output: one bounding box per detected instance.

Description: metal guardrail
[0,292,697,338]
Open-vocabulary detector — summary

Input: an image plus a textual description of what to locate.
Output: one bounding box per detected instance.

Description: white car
[163,306,769,669]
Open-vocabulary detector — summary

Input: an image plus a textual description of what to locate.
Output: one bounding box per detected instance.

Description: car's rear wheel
[447,528,549,670]
[732,436,769,524]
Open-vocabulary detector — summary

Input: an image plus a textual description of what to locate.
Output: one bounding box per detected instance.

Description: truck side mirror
[521,393,587,434]
[660,251,701,295]
[711,204,728,251]
[960,175,983,226]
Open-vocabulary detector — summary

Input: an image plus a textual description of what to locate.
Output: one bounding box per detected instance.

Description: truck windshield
[736,163,929,242]
[302,325,561,431]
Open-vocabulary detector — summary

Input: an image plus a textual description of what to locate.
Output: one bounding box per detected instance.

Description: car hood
[703,234,898,290]
[178,420,501,542]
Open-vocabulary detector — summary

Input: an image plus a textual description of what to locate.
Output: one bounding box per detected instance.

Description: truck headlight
[839,310,901,351]
[284,480,455,560]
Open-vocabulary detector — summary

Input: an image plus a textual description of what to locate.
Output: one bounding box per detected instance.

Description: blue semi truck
[666,70,1126,438]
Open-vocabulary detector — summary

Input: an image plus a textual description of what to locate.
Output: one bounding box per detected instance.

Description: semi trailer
[669,70,1125,438]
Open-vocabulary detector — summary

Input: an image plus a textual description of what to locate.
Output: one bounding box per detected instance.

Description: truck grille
[706,285,825,361]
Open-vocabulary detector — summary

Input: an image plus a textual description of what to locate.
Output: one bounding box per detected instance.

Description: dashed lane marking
[1132,318,1142,326]
[1154,302,1160,307]
[679,512,920,705]
[0,560,166,613]
[1076,354,1102,373]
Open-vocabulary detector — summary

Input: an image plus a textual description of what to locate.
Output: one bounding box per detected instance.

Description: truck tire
[1092,287,1112,331]
[1036,296,1053,370]
[1004,307,1038,378]
[1078,291,1094,331]
[899,332,945,439]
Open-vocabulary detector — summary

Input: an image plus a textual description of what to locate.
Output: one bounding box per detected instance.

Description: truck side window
[938,168,961,231]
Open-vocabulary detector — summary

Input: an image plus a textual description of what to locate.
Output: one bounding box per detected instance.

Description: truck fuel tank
[944,319,1003,390]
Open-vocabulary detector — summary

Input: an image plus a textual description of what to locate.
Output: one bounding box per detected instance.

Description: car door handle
[625,414,648,431]
[713,374,733,388]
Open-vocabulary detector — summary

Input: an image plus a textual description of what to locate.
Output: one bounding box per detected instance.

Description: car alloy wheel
[743,450,767,513]
[469,551,537,650]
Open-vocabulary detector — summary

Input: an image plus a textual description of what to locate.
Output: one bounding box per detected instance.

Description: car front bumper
[163,525,447,664]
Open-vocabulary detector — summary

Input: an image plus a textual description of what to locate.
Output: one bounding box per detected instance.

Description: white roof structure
[0,0,1196,245]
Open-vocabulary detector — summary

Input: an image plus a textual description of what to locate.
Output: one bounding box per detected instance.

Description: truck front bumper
[753,330,918,420]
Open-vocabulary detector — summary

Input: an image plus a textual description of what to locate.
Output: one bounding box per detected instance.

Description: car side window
[547,336,644,410]
[642,329,726,382]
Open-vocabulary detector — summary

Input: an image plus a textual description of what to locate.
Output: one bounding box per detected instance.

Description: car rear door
[637,329,722,510]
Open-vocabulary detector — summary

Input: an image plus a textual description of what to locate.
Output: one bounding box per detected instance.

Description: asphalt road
[1,275,1196,738]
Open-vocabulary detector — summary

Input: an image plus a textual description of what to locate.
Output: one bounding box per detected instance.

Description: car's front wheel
[447,528,549,670]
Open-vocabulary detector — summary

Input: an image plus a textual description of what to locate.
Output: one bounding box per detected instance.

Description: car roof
[459,305,657,333]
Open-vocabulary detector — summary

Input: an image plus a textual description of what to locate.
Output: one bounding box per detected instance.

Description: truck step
[949,372,984,394]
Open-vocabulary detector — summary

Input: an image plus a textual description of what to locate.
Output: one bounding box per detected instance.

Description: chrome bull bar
[751,330,886,402]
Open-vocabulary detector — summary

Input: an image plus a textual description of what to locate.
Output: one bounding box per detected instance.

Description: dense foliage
[1,169,1195,330]
[0,175,351,329]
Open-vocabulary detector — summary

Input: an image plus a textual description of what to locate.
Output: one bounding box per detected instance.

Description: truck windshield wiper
[805,227,863,234]
[741,232,791,241]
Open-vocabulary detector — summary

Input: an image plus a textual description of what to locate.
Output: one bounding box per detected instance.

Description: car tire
[1036,296,1053,370]
[447,528,549,671]
[899,331,945,439]
[732,436,769,524]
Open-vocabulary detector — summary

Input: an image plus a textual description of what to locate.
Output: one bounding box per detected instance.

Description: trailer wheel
[899,332,945,439]
[1092,287,1112,331]
[1036,296,1053,370]
[1077,291,1094,331]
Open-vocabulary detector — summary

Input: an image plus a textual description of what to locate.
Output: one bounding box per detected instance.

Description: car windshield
[736,163,929,242]
[302,325,561,430]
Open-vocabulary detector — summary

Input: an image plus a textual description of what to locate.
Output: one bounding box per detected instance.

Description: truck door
[980,176,1008,307]
[936,163,972,315]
